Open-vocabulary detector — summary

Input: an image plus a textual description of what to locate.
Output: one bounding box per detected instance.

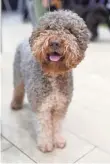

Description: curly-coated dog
[11,10,89,152]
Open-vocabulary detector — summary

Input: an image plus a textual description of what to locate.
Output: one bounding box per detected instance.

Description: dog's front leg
[36,111,53,152]
[53,110,67,149]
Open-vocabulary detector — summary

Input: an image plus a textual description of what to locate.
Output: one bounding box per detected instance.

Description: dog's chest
[51,79,64,102]
[47,76,71,109]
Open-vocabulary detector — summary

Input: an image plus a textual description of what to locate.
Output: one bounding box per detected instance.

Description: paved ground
[1,12,110,163]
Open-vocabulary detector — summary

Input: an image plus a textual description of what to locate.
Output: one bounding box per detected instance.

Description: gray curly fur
[13,10,89,110]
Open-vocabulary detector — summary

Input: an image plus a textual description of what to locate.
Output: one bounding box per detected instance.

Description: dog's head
[50,0,62,10]
[29,10,90,75]
[44,0,62,11]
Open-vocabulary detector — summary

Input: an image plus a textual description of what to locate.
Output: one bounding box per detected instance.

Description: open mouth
[47,52,63,62]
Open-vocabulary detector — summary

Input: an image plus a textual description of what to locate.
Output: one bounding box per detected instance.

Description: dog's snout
[50,41,60,48]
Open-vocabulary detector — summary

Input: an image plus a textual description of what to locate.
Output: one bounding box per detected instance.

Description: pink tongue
[49,55,61,61]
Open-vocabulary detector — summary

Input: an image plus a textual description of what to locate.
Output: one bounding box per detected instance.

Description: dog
[64,0,110,41]
[83,4,110,41]
[69,3,110,41]
[11,10,89,152]
[49,0,110,41]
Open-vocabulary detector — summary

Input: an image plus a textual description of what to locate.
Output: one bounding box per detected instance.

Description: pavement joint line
[66,128,110,156]
[1,134,37,163]
[1,143,13,152]
[65,127,95,146]
[74,146,96,163]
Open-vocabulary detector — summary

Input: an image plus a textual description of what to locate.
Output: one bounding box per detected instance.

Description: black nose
[50,41,59,48]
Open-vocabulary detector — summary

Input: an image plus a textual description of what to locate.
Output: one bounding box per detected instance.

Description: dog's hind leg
[106,17,110,30]
[11,81,24,110]
[85,13,98,41]
[11,47,25,110]
[90,28,98,41]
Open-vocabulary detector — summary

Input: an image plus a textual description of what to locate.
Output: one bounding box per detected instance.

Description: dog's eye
[46,26,50,30]
[69,29,73,34]
[68,28,73,34]
[64,29,71,34]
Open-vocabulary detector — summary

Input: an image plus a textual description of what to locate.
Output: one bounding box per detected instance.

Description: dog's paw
[54,135,66,149]
[11,101,23,110]
[37,142,53,153]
